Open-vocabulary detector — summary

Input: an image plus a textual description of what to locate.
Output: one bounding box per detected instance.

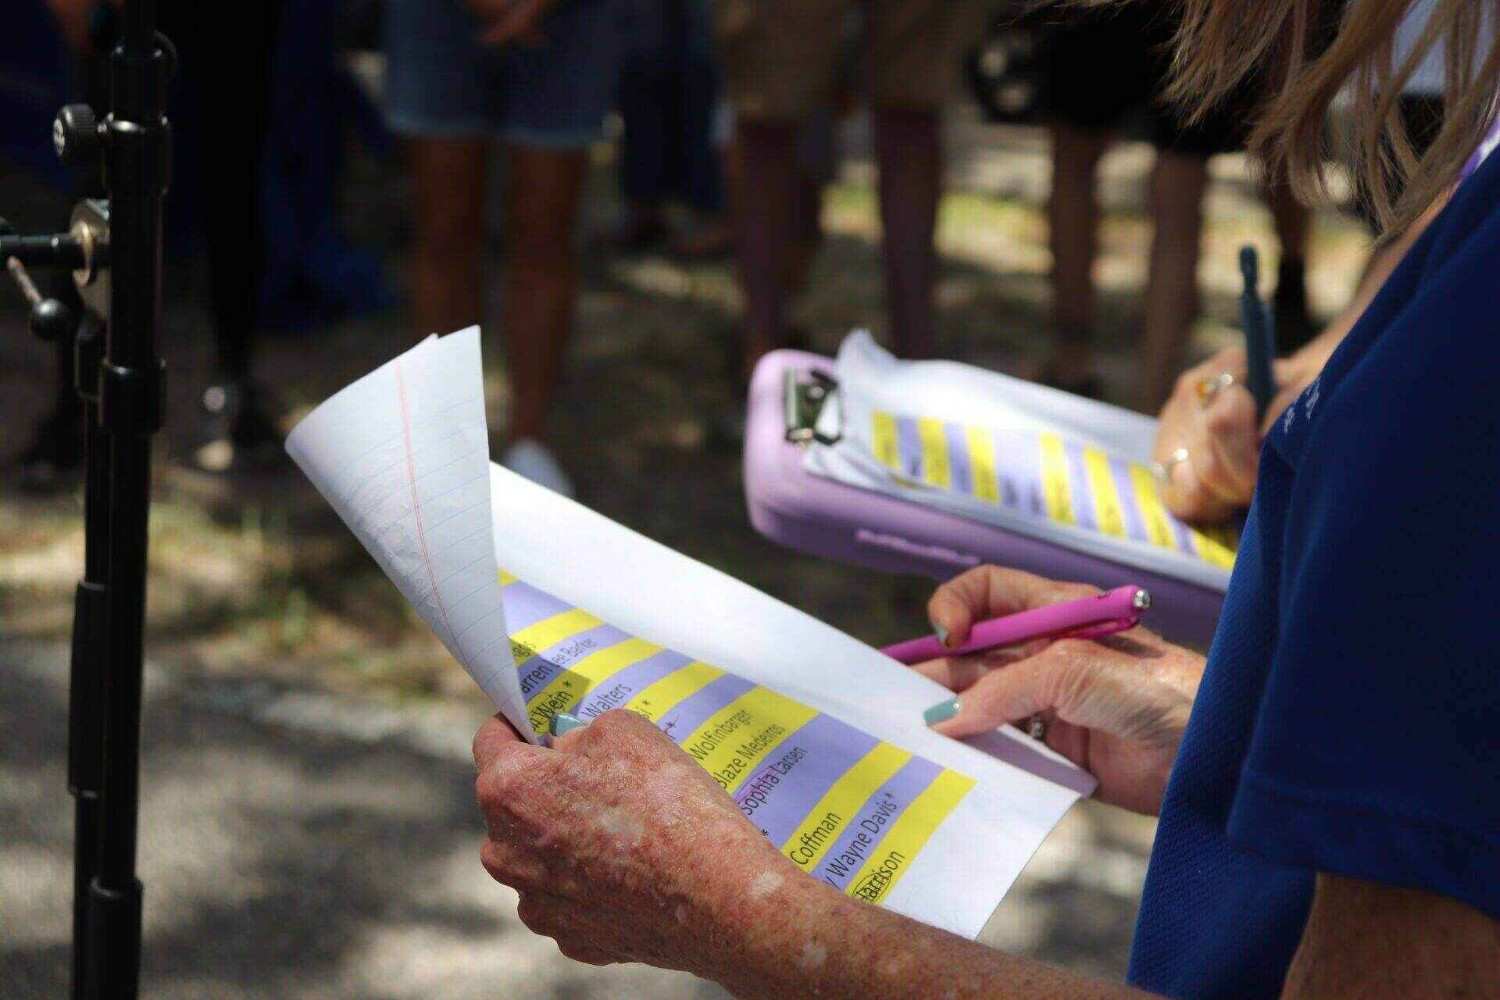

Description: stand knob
[6,257,76,342]
[53,104,102,169]
[30,297,77,343]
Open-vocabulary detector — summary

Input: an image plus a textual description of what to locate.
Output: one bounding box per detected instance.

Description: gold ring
[1152,447,1190,484]
[1195,371,1236,406]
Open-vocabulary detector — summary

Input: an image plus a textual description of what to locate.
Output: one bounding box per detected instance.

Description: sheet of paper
[805,332,1238,590]
[286,327,531,738]
[288,328,1095,939]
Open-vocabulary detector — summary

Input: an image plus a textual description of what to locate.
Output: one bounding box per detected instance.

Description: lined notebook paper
[286,328,528,733]
[286,328,1092,938]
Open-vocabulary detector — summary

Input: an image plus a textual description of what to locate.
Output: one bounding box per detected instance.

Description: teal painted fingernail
[923,697,959,727]
[549,712,586,737]
[933,622,950,646]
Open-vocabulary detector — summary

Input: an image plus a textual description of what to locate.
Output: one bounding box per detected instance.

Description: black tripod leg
[68,315,109,1000]
[82,2,170,996]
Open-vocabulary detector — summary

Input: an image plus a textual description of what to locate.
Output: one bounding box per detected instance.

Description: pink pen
[881,585,1151,665]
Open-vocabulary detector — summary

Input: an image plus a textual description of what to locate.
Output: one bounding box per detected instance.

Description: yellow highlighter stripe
[965,425,1000,504]
[781,743,912,871]
[846,770,976,906]
[525,634,661,710]
[916,418,951,489]
[680,687,818,794]
[872,411,901,471]
[1188,524,1238,569]
[1038,432,1075,525]
[626,661,724,723]
[1127,463,1177,549]
[498,569,519,586]
[1082,447,1128,538]
[510,607,601,660]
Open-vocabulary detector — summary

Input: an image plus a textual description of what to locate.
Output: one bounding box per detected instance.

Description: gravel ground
[2,640,1155,998]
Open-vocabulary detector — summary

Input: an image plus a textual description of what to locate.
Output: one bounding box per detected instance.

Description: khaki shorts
[717,0,989,120]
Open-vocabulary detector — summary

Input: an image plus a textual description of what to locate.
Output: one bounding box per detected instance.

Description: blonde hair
[1167,0,1500,233]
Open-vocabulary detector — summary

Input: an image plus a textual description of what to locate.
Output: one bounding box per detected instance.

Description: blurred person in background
[610,0,731,259]
[716,0,992,373]
[1040,3,1315,409]
[385,0,626,497]
[31,0,283,477]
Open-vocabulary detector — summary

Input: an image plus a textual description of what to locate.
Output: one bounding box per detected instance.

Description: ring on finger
[1027,714,1048,742]
[1152,446,1190,484]
[1195,371,1237,406]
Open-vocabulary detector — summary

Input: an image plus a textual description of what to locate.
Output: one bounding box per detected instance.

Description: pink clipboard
[742,349,1226,647]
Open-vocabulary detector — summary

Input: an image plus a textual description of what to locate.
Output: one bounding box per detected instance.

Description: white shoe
[501,438,575,497]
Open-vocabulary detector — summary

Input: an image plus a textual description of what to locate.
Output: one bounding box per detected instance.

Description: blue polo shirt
[1128,150,1500,997]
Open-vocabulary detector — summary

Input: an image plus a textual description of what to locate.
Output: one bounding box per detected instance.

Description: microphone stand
[2,1,169,995]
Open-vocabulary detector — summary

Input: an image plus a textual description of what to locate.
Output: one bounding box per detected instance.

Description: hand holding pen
[900,566,1204,816]
[883,584,1150,666]
[1149,245,1287,522]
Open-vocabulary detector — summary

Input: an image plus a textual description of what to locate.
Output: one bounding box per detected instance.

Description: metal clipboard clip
[783,369,842,447]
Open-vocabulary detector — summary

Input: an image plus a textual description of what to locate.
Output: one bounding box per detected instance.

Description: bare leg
[1265,172,1315,352]
[501,143,588,443]
[1266,175,1310,261]
[874,107,940,359]
[1047,123,1111,382]
[784,170,826,304]
[1141,150,1210,410]
[409,138,488,337]
[732,119,801,374]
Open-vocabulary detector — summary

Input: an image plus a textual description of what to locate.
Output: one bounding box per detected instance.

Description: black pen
[1239,245,1278,419]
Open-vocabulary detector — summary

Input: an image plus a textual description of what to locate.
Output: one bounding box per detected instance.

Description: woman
[471,1,1500,995]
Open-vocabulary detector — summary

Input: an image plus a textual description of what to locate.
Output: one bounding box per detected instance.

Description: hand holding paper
[286,328,1093,938]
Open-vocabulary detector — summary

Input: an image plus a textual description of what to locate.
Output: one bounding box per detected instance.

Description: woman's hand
[1153,346,1263,523]
[472,709,809,971]
[922,567,1205,815]
[1154,343,1332,523]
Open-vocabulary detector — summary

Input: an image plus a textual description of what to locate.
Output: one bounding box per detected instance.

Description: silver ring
[1152,446,1190,484]
[1195,371,1236,406]
[1027,714,1048,742]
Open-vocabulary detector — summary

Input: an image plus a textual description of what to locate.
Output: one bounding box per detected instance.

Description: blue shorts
[383,0,626,148]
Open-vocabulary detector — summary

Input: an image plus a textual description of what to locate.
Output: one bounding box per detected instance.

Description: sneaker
[500,438,575,497]
[194,380,282,473]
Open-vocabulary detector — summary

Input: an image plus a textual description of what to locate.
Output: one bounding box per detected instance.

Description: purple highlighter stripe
[1109,455,1150,543]
[943,422,972,496]
[895,417,923,481]
[993,431,1021,509]
[657,674,757,741]
[1002,425,1050,515]
[499,581,574,633]
[516,623,632,700]
[1170,508,1200,559]
[814,757,945,892]
[1062,439,1099,532]
[734,714,879,844]
[572,649,693,720]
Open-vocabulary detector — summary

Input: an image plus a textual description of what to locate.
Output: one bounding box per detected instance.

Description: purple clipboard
[742,349,1225,647]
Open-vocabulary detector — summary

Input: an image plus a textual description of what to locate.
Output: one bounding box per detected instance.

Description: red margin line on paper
[395,360,460,653]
